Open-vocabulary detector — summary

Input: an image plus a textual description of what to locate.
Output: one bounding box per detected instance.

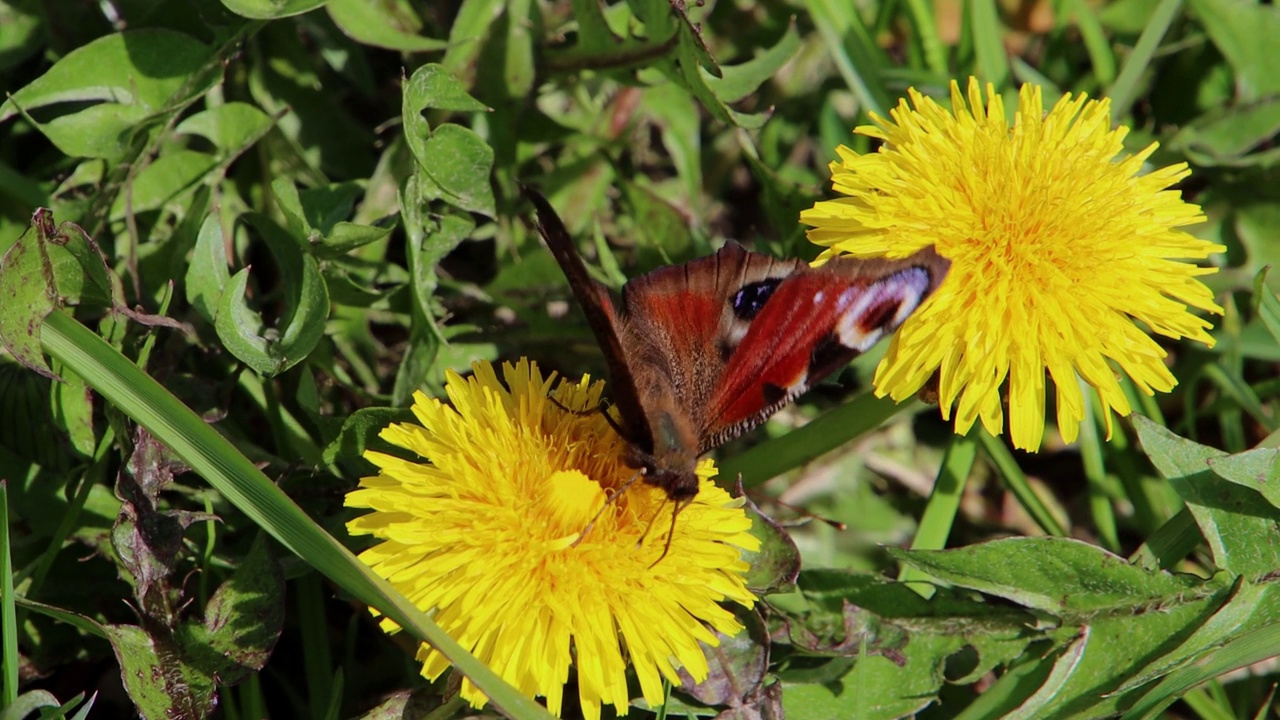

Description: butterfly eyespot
[730,279,782,319]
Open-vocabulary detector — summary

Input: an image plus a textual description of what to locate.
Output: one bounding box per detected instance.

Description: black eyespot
[730,279,783,319]
[809,334,845,374]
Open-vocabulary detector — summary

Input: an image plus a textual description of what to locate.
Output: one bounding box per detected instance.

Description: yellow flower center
[541,469,607,544]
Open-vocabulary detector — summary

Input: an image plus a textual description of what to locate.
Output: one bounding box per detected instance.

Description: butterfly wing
[699,250,949,451]
[525,187,655,450]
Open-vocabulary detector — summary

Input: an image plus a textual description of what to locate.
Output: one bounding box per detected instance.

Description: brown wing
[524,187,654,450]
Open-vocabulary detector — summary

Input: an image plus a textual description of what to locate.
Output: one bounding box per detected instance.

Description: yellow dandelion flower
[800,78,1225,451]
[345,358,759,720]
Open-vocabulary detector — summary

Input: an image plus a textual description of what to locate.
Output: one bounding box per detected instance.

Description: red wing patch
[702,264,937,450]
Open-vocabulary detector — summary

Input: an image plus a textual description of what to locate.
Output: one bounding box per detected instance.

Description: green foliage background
[1,0,1279,718]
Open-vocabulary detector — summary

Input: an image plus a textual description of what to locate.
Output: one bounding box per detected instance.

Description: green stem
[978,429,1067,537]
[899,433,978,588]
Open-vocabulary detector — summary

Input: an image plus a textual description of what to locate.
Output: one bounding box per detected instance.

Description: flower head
[801,78,1224,450]
[345,359,759,719]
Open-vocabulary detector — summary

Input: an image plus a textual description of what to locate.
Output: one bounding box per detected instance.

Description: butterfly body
[526,189,948,502]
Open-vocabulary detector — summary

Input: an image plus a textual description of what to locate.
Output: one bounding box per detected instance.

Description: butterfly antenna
[647,499,686,569]
[766,495,848,530]
[571,469,645,548]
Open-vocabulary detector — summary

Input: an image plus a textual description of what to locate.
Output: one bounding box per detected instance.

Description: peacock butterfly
[525,187,949,504]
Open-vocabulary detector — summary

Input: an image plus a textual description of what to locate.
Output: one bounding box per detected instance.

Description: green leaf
[1117,579,1280,697]
[109,150,219,219]
[0,214,60,378]
[1,30,213,118]
[890,537,1211,614]
[220,0,328,19]
[326,0,449,51]
[740,497,801,595]
[1170,97,1280,166]
[1253,266,1280,346]
[175,102,276,153]
[1206,448,1280,509]
[0,30,215,158]
[403,63,490,116]
[213,214,331,376]
[185,212,232,323]
[102,624,216,720]
[178,535,284,685]
[703,20,801,104]
[1187,0,1280,100]
[1136,416,1280,577]
[1122,619,1280,719]
[412,124,497,217]
[29,104,151,160]
[321,407,415,466]
[0,211,123,379]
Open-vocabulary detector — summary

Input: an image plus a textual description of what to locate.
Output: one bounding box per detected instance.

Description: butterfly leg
[570,469,646,547]
[547,395,634,444]
[645,499,689,569]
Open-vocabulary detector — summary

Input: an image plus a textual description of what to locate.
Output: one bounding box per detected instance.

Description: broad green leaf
[0,30,216,159]
[29,104,151,160]
[175,102,275,153]
[177,535,284,685]
[703,21,800,104]
[321,407,415,466]
[403,63,490,116]
[273,180,393,254]
[1118,579,1280,694]
[213,214,331,376]
[0,211,122,379]
[741,497,801,595]
[1136,416,1280,577]
[0,213,59,378]
[1206,448,1280,509]
[1170,97,1280,166]
[1254,266,1280,345]
[891,537,1212,614]
[108,150,219,220]
[413,124,496,217]
[1187,0,1280,100]
[103,624,216,720]
[185,212,232,323]
[221,0,328,19]
[0,30,213,119]
[327,0,449,51]
[408,202,473,330]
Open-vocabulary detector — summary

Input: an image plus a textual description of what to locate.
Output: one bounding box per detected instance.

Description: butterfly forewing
[525,188,655,451]
[700,251,949,451]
